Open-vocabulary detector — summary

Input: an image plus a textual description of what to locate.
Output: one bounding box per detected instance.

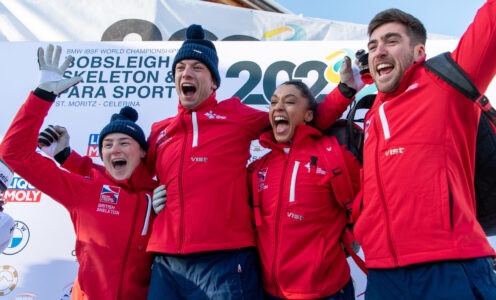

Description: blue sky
[275,0,485,38]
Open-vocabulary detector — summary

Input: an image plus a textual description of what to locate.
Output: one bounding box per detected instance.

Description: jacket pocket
[439,168,453,231]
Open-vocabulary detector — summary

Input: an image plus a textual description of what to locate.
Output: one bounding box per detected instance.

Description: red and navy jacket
[354,0,496,268]
[0,93,157,299]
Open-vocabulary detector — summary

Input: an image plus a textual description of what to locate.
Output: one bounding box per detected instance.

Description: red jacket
[0,93,156,299]
[146,90,351,254]
[249,125,361,299]
[354,0,496,268]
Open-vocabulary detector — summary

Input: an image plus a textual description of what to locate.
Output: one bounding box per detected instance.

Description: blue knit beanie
[172,24,221,87]
[98,106,147,155]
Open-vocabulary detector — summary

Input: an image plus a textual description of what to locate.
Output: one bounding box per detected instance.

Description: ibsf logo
[2,177,41,203]
[87,134,100,158]
[3,221,30,255]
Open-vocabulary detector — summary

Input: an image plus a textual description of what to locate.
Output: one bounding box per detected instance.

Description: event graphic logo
[87,134,100,157]
[263,24,306,41]
[225,48,361,106]
[0,265,18,296]
[3,221,30,255]
[324,49,355,84]
[2,177,41,203]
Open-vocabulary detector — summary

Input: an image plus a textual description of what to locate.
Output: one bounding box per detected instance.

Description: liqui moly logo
[2,177,41,203]
[87,134,100,158]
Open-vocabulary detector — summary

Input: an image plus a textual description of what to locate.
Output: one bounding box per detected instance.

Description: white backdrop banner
[0,0,453,42]
[1,40,495,299]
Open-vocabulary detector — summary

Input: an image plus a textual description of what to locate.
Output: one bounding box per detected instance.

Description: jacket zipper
[272,156,289,291]
[177,112,199,253]
[376,102,398,266]
[178,114,188,253]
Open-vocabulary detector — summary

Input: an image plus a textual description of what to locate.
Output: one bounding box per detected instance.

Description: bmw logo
[3,220,30,255]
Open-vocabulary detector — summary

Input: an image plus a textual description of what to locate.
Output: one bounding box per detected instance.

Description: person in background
[146,24,363,299]
[0,44,157,299]
[353,2,496,299]
[247,80,361,299]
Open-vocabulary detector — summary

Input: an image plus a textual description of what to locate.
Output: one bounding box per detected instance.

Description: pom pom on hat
[172,24,221,87]
[187,24,205,39]
[116,106,138,122]
[98,106,147,155]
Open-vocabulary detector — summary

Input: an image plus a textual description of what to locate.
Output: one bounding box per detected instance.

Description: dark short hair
[279,80,317,125]
[368,8,427,46]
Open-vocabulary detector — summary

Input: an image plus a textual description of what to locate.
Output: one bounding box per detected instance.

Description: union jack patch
[99,185,120,204]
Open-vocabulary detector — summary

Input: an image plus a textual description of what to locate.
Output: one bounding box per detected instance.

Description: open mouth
[273,116,289,134]
[112,158,127,169]
[181,83,196,95]
[377,63,394,76]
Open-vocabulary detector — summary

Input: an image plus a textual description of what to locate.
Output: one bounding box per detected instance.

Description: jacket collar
[102,162,156,193]
[259,124,323,153]
[177,92,217,114]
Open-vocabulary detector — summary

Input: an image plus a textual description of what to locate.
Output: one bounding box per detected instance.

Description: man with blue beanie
[147,24,266,299]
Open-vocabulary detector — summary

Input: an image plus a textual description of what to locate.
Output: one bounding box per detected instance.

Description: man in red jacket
[353,2,496,299]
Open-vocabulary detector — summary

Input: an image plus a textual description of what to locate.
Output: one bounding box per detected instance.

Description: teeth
[274,116,287,121]
[377,63,392,71]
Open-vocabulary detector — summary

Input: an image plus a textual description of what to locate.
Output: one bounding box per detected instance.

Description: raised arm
[0,44,84,206]
[315,56,364,130]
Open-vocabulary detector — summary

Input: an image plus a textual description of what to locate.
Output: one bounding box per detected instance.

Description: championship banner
[0,40,495,299]
[0,0,452,42]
